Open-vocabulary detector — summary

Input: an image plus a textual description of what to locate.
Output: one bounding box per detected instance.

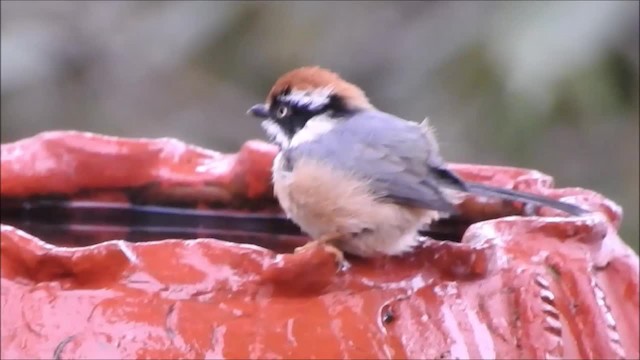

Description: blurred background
[1,1,638,250]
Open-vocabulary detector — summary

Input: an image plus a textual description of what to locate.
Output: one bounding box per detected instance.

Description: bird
[246,66,589,261]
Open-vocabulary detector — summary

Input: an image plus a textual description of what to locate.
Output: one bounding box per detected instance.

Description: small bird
[247,66,589,260]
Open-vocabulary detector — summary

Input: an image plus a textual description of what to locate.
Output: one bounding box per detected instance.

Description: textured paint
[1,131,639,359]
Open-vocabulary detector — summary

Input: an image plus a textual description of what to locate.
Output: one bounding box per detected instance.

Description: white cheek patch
[278,87,334,111]
[290,114,338,148]
[261,119,289,148]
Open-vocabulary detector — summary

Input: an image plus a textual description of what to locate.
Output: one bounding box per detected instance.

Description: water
[1,199,469,250]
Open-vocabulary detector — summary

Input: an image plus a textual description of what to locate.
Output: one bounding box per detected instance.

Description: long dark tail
[465,182,590,216]
[430,166,590,216]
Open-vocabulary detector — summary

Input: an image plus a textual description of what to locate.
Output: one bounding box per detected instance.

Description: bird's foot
[294,234,346,270]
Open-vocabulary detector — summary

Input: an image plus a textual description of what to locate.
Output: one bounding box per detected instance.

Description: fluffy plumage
[249,66,589,260]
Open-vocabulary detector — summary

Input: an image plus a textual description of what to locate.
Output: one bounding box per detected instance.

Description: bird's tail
[465,182,590,216]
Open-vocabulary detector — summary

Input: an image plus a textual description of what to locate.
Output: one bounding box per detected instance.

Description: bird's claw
[294,241,346,270]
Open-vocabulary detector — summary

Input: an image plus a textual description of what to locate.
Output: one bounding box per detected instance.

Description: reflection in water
[1,200,468,250]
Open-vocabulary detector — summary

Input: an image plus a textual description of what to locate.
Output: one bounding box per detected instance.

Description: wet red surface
[1,131,639,359]
[0,131,277,205]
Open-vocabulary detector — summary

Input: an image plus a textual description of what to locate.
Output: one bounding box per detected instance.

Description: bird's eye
[275,105,289,119]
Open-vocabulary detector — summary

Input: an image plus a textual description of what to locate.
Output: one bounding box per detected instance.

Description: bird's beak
[247,104,270,119]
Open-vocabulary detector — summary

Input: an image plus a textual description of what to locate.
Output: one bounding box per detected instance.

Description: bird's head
[247,66,374,148]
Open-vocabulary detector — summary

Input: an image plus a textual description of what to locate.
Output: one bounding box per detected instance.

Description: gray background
[1,1,638,250]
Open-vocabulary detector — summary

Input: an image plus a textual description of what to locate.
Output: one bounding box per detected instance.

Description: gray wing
[285,111,467,213]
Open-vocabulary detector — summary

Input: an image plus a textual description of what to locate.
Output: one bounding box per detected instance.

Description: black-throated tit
[247,66,589,260]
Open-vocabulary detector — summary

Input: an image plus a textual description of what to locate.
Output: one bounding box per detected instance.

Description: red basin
[1,131,638,359]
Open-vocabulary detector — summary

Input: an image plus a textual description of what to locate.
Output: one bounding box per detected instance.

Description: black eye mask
[270,102,317,139]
